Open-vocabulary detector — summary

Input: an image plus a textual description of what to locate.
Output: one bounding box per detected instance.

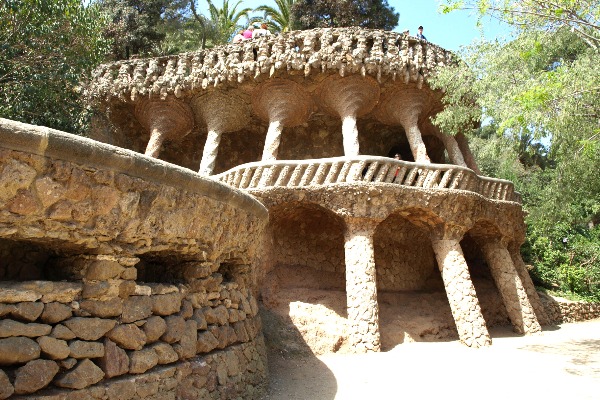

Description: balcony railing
[214,156,521,203]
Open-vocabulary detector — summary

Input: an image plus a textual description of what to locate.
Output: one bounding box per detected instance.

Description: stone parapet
[86,27,455,104]
[215,156,521,203]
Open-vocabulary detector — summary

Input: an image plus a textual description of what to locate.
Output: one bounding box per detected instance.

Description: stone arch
[260,201,349,354]
[373,212,436,291]
[265,201,346,290]
[461,219,511,327]
[373,208,460,349]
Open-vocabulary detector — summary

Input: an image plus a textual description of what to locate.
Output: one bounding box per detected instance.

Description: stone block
[128,348,158,374]
[0,304,15,317]
[179,320,198,359]
[180,300,193,319]
[120,267,137,280]
[38,336,70,360]
[55,358,105,389]
[196,331,219,354]
[11,301,45,321]
[58,357,78,370]
[80,298,123,318]
[161,315,186,344]
[0,369,14,399]
[40,302,73,324]
[51,324,77,340]
[107,324,146,350]
[98,339,129,378]
[122,295,153,323]
[40,282,82,303]
[192,309,208,330]
[34,176,66,208]
[0,282,42,303]
[106,379,136,400]
[143,316,167,343]
[85,258,125,281]
[0,319,51,338]
[69,340,105,359]
[152,293,182,316]
[150,342,179,365]
[63,317,116,341]
[0,337,40,365]
[14,359,59,394]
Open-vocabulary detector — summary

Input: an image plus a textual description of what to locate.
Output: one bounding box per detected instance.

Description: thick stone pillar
[508,243,550,325]
[481,241,542,334]
[401,112,431,164]
[344,218,380,352]
[431,238,491,347]
[199,129,222,176]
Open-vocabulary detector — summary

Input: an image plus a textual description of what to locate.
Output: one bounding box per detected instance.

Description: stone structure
[0,26,560,398]
[82,27,549,354]
[0,120,268,398]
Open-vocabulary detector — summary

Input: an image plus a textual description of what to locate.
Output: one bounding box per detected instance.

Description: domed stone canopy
[134,97,194,158]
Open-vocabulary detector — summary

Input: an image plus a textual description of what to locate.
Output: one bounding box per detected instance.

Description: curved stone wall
[0,119,268,399]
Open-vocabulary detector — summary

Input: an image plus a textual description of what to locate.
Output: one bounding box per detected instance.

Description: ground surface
[262,319,600,399]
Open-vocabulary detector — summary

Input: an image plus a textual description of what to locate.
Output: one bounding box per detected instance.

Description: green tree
[0,0,110,133]
[96,0,173,60]
[255,0,297,33]
[291,0,398,30]
[434,0,600,299]
[207,0,251,44]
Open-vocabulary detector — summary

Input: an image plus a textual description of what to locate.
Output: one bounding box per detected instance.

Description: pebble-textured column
[422,120,467,167]
[252,79,313,162]
[135,98,194,158]
[198,130,221,176]
[344,218,380,353]
[317,75,380,157]
[374,86,432,164]
[508,243,550,325]
[482,241,542,334]
[192,91,250,175]
[455,133,482,175]
[431,238,491,347]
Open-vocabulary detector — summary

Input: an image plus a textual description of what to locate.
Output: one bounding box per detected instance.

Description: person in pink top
[243,25,254,39]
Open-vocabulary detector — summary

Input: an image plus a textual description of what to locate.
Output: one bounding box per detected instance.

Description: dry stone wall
[539,293,600,324]
[0,119,269,399]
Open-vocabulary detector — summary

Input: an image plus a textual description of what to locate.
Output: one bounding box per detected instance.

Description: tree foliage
[255,0,297,33]
[435,0,600,299]
[207,0,251,44]
[291,0,398,30]
[0,0,110,133]
[96,0,173,60]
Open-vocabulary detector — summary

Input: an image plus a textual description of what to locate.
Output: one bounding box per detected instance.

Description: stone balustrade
[214,156,521,203]
[86,27,455,103]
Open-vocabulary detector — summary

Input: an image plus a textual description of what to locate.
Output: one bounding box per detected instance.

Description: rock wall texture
[540,294,600,324]
[0,119,269,399]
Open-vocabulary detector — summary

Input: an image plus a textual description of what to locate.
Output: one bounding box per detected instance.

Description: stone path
[263,319,600,399]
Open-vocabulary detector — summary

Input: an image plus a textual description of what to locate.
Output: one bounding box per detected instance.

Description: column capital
[429,223,468,242]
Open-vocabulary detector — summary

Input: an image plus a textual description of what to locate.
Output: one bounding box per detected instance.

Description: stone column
[192,91,250,175]
[481,240,542,334]
[455,133,482,175]
[431,237,491,347]
[508,243,549,325]
[317,75,379,157]
[253,79,313,162]
[344,218,380,352]
[262,120,283,161]
[341,114,360,156]
[135,98,194,159]
[199,129,222,176]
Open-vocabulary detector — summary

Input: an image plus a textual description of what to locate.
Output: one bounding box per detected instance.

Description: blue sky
[197,0,514,51]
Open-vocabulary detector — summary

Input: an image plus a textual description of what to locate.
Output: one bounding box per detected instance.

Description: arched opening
[461,221,511,329]
[374,211,457,350]
[260,202,348,355]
